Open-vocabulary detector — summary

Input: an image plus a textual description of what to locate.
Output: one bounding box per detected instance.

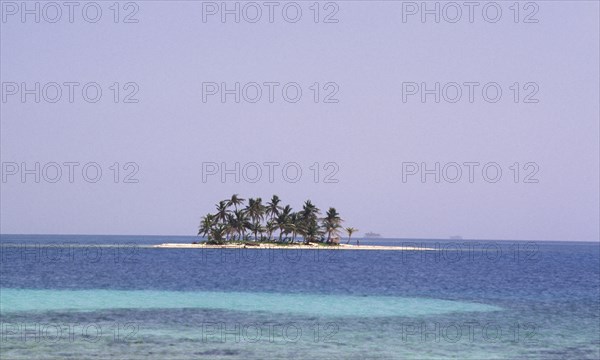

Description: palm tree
[225,213,237,241]
[284,221,297,243]
[296,222,307,244]
[245,198,264,240]
[323,207,343,243]
[276,212,289,242]
[197,213,214,238]
[248,222,265,241]
[210,224,227,244]
[290,212,300,243]
[256,198,266,222]
[246,198,266,225]
[345,227,358,244]
[301,200,320,219]
[227,194,245,212]
[265,220,277,241]
[304,221,322,244]
[214,201,229,223]
[277,205,293,242]
[281,205,293,216]
[266,195,282,221]
[299,200,320,244]
[233,210,249,240]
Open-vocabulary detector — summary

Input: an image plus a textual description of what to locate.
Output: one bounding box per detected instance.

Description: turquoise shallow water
[0,289,502,317]
[0,235,599,359]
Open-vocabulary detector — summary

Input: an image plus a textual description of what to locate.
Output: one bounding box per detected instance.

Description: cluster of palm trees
[197,194,358,245]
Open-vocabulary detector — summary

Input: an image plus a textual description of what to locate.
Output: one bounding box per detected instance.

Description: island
[154,195,433,251]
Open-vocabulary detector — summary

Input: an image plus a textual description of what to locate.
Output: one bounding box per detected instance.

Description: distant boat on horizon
[364,232,381,238]
[450,235,463,240]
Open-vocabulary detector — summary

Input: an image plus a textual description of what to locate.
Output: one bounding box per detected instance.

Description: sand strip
[153,243,435,251]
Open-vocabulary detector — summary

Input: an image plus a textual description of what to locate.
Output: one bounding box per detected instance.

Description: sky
[0,1,598,241]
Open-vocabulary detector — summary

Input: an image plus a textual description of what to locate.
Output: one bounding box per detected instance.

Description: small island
[196,194,354,245]
[154,195,432,251]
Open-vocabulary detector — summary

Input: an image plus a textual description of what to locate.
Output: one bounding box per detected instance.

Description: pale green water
[0,289,501,317]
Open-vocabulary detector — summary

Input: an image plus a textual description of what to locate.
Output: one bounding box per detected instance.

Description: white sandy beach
[153,243,435,251]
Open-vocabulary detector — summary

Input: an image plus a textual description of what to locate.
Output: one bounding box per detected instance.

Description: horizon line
[0,233,598,243]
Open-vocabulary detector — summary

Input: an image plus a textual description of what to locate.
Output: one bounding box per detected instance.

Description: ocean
[0,234,598,359]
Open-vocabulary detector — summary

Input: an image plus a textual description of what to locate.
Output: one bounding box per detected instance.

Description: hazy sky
[1,1,598,241]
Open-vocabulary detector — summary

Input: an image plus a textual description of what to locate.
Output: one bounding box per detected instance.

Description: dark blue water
[1,234,599,359]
